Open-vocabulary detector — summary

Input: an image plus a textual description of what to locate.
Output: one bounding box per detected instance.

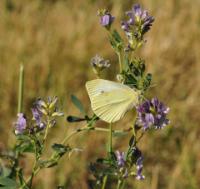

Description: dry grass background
[0,0,200,188]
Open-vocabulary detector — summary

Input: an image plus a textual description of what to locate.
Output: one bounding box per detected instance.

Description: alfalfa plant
[0,3,170,189]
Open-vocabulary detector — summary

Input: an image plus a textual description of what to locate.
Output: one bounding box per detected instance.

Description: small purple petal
[32,108,41,124]
[14,113,27,134]
[134,4,142,17]
[116,151,126,167]
[100,14,115,27]
[145,113,154,125]
[121,21,130,32]
[136,156,145,180]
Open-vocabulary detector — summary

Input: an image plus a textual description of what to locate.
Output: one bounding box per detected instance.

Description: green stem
[19,167,40,189]
[20,125,128,188]
[136,131,145,144]
[17,64,24,113]
[61,126,129,146]
[92,127,129,134]
[117,180,123,189]
[101,175,108,189]
[117,52,123,73]
[109,123,112,153]
[16,64,25,188]
[61,126,88,145]
[43,117,50,143]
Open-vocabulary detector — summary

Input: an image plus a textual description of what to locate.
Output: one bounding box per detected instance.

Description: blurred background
[0,0,200,188]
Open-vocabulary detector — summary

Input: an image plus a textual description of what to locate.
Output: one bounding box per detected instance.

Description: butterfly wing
[86,79,139,123]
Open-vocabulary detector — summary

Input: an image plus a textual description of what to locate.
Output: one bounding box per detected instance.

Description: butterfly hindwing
[86,79,139,123]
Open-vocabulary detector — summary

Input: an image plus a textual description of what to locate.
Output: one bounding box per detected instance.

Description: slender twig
[109,123,113,153]
[19,167,40,189]
[136,132,145,143]
[117,179,123,189]
[101,175,108,189]
[117,52,123,73]
[61,126,88,145]
[20,125,130,188]
[43,116,51,143]
[17,64,24,113]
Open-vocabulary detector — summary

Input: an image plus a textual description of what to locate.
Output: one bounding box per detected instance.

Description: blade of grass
[17,64,24,113]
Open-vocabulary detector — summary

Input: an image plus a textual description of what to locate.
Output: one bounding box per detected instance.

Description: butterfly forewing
[86,79,139,123]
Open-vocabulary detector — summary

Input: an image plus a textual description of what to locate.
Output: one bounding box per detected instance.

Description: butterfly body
[86,79,140,123]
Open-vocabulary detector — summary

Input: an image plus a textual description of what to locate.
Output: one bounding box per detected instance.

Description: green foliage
[109,30,124,52]
[71,95,86,115]
[15,135,35,154]
[51,143,71,157]
[0,0,199,188]
[0,177,17,188]
[121,58,152,91]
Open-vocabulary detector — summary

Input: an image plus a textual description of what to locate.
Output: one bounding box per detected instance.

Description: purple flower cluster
[121,4,154,36]
[14,97,63,135]
[91,54,110,69]
[14,113,27,134]
[135,156,145,180]
[137,98,170,130]
[115,151,128,178]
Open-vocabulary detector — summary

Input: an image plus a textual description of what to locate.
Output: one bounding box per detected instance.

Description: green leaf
[38,160,58,168]
[129,135,136,147]
[57,186,64,189]
[87,114,99,127]
[16,134,31,141]
[52,143,71,157]
[71,95,85,115]
[112,30,122,43]
[109,30,123,52]
[113,132,127,137]
[0,177,17,188]
[0,166,11,178]
[15,141,35,154]
[123,56,129,72]
[17,169,24,186]
[96,158,109,164]
[66,115,86,123]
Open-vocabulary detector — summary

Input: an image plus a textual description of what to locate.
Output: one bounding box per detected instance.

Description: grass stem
[17,64,24,113]
[109,123,112,153]
[101,175,108,189]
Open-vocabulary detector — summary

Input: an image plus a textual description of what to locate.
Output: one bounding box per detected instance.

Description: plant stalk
[117,179,124,189]
[109,123,112,153]
[101,175,108,189]
[17,64,24,113]
[117,52,123,73]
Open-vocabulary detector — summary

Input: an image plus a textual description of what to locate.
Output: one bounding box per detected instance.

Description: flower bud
[98,9,115,29]
[90,54,110,76]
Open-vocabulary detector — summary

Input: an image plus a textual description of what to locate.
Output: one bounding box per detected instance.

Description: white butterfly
[86,79,140,123]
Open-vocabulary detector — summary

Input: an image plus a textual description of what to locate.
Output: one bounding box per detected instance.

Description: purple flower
[91,54,110,69]
[31,108,45,129]
[14,113,27,134]
[100,14,115,27]
[32,108,41,124]
[116,151,126,167]
[135,156,145,180]
[115,151,129,178]
[121,4,154,35]
[98,9,115,28]
[91,54,110,75]
[137,98,170,130]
